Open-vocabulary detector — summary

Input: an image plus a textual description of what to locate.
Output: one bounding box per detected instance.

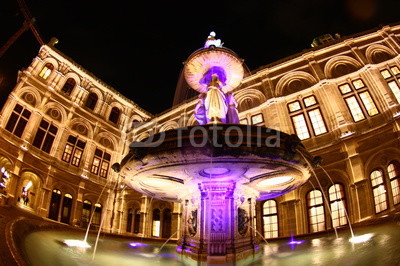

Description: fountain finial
[204,31,223,48]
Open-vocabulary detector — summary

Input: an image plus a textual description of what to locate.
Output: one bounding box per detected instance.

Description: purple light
[287,240,304,245]
[129,242,148,248]
[200,66,227,86]
[286,235,305,249]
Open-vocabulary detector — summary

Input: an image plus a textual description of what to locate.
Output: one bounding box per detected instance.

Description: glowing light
[287,240,305,245]
[201,167,230,176]
[24,181,32,191]
[129,242,148,248]
[349,233,374,243]
[340,131,355,138]
[20,145,28,151]
[63,239,91,248]
[257,176,293,187]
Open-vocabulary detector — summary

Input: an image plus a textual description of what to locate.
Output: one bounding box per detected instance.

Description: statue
[204,31,223,48]
[194,74,240,125]
[204,74,228,123]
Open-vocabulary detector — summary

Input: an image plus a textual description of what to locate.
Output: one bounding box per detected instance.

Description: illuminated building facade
[1,23,400,241]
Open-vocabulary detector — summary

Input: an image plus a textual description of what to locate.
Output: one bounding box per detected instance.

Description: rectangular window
[359,91,379,116]
[308,109,327,135]
[263,216,278,238]
[32,119,58,153]
[310,206,325,232]
[345,96,365,122]
[5,104,31,138]
[251,113,264,125]
[339,79,379,122]
[90,148,111,178]
[388,81,400,103]
[288,95,327,140]
[291,114,310,140]
[62,135,86,167]
[381,67,400,105]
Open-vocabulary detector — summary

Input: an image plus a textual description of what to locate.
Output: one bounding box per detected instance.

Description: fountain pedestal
[178,181,259,263]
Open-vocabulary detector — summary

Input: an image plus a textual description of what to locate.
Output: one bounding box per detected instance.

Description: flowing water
[22,220,400,265]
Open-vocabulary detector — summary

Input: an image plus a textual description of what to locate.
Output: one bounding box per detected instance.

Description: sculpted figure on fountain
[194,74,240,125]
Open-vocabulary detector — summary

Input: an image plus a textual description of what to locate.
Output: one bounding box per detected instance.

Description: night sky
[0,0,399,115]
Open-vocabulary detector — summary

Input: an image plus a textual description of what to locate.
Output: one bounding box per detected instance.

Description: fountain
[113,32,319,264]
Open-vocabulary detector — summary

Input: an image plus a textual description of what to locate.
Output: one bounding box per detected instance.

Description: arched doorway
[127,208,134,233]
[152,209,161,237]
[127,207,141,234]
[134,208,141,233]
[48,189,62,221]
[60,193,73,224]
[19,171,41,209]
[162,208,172,238]
[82,200,92,228]
[92,203,102,227]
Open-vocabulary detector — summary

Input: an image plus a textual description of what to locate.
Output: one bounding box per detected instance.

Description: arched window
[307,189,325,233]
[85,93,98,110]
[92,203,102,226]
[388,161,400,205]
[328,184,348,227]
[262,200,278,238]
[109,107,120,124]
[82,200,92,227]
[61,193,73,224]
[48,189,62,221]
[152,209,161,237]
[370,169,388,213]
[61,78,76,95]
[39,63,54,79]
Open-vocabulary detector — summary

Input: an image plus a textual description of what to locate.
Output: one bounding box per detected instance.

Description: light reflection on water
[23,222,400,266]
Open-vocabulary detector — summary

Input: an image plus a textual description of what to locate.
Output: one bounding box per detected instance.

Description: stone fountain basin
[120,124,313,202]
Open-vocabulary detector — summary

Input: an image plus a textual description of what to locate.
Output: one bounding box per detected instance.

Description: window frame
[32,119,58,153]
[39,63,54,80]
[328,183,348,228]
[61,78,76,95]
[61,135,86,167]
[380,66,400,104]
[287,95,328,140]
[338,79,379,122]
[90,148,111,178]
[262,200,279,239]
[5,104,31,138]
[370,168,388,214]
[388,161,400,205]
[307,189,326,233]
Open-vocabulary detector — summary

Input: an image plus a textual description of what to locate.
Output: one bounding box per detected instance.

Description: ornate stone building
[1,23,400,240]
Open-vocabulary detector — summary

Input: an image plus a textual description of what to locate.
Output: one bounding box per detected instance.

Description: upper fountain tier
[183,32,245,94]
[119,125,315,202]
